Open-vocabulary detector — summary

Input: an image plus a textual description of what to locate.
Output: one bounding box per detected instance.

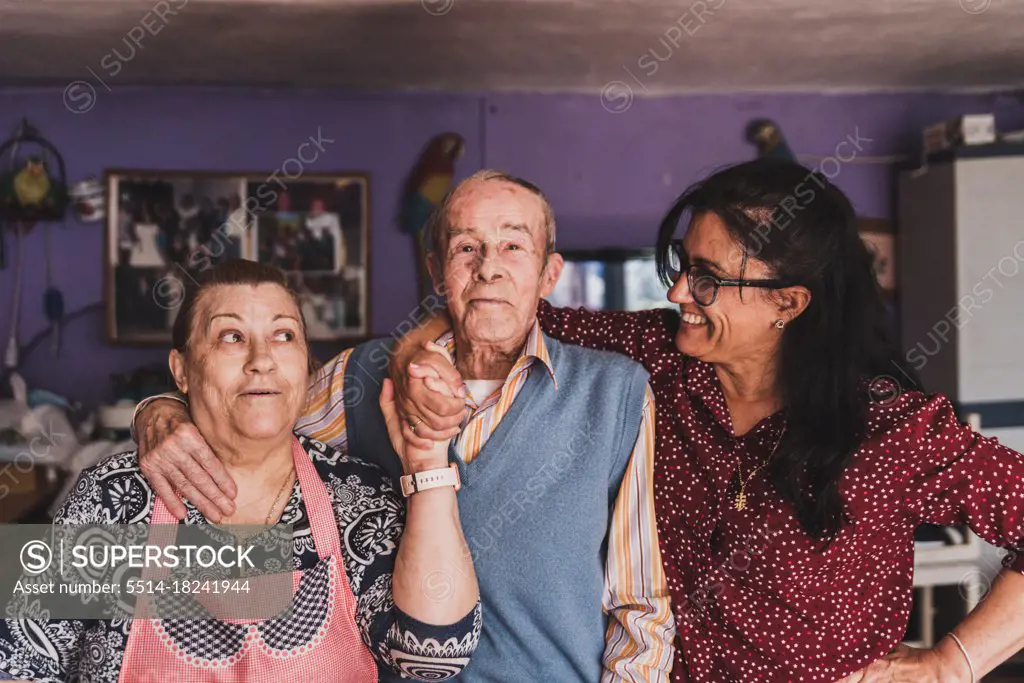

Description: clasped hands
[380,341,467,474]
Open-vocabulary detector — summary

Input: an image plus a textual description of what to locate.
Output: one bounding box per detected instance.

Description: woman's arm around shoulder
[536,298,681,371]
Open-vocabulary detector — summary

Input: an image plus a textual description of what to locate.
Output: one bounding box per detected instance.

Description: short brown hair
[171,260,316,373]
[422,170,557,261]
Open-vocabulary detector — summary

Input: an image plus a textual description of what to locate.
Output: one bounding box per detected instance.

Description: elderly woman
[0,260,480,683]
[396,159,1024,682]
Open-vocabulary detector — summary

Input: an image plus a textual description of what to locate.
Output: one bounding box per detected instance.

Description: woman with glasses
[397,158,1024,682]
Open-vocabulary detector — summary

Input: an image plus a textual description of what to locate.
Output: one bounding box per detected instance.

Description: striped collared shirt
[297,321,675,681]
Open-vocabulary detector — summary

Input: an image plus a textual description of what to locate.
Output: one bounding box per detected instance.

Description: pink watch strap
[400,463,461,497]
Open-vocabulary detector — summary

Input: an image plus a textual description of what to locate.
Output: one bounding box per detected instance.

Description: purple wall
[0,87,1020,407]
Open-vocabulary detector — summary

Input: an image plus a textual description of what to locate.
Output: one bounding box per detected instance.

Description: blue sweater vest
[344,334,649,682]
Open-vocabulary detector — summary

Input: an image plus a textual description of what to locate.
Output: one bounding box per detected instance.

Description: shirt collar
[684,356,783,438]
[684,356,716,399]
[437,319,558,392]
[684,357,726,430]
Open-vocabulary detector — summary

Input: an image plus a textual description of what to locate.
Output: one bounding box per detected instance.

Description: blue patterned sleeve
[0,464,111,682]
[0,612,86,683]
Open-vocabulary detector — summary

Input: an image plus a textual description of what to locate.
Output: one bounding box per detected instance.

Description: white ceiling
[0,0,1023,93]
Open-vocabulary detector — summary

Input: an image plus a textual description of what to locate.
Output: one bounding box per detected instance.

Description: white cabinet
[899,150,1024,410]
[899,148,1024,648]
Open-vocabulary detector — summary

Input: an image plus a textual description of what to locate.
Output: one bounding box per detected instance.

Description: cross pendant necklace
[734,423,787,511]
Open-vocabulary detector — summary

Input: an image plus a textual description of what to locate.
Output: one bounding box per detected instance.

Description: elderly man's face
[432,180,563,347]
[169,284,309,447]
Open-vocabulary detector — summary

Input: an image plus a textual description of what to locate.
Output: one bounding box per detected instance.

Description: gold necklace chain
[734,423,787,511]
[209,466,293,570]
[264,466,295,526]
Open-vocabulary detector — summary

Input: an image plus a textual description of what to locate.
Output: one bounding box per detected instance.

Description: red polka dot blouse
[538,300,1024,682]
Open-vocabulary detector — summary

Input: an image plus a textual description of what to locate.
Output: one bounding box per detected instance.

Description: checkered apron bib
[117,437,378,682]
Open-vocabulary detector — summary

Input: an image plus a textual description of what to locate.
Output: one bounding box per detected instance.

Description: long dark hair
[655,158,913,541]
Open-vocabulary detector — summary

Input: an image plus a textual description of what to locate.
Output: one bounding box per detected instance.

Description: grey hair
[421,169,557,261]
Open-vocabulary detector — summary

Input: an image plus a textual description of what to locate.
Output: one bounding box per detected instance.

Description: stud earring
[774,319,785,330]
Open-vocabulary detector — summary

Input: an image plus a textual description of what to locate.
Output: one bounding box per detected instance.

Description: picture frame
[104,170,370,344]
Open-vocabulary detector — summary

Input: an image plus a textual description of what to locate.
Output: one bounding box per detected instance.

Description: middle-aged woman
[396,158,1024,682]
[0,260,480,683]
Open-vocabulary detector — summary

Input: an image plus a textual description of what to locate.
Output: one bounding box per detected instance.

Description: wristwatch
[400,463,462,497]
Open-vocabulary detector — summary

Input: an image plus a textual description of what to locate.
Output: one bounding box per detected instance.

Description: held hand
[380,378,450,474]
[834,644,965,683]
[391,341,466,450]
[136,399,237,522]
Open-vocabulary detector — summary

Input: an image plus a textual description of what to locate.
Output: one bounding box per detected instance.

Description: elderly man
[133,170,675,682]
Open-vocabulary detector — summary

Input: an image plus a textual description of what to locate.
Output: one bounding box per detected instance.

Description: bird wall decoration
[744,118,796,161]
[0,119,69,367]
[399,132,465,301]
[13,156,53,207]
[0,119,69,223]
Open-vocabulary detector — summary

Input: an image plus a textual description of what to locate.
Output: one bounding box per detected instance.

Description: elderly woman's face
[169,284,309,444]
[667,212,788,365]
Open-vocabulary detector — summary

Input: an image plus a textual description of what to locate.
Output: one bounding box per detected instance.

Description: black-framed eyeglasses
[666,239,794,306]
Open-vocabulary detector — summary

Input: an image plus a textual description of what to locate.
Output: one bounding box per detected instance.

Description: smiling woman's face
[666,212,787,365]
[169,283,310,448]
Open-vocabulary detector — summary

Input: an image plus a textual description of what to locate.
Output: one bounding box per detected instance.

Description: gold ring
[408,416,423,433]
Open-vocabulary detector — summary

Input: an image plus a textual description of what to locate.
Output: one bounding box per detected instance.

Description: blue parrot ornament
[399,132,465,299]
[745,119,796,161]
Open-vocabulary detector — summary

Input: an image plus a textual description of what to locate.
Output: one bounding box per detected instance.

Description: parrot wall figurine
[14,155,52,207]
[0,119,70,222]
[399,132,465,299]
[745,119,796,161]
[0,156,67,222]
